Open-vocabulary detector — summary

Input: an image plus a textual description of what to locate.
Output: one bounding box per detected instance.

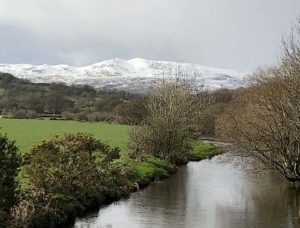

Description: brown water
[75,155,300,228]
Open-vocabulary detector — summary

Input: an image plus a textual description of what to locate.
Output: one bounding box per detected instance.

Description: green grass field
[0,118,221,185]
[0,118,177,185]
[0,118,132,153]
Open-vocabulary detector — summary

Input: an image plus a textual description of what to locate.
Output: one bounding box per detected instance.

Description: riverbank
[0,119,223,227]
[69,140,223,226]
[189,141,223,161]
[75,153,299,228]
[123,140,224,189]
[7,139,222,227]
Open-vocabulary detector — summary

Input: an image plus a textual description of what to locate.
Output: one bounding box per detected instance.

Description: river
[74,154,300,228]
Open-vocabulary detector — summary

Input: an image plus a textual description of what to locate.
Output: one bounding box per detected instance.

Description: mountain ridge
[0,58,247,93]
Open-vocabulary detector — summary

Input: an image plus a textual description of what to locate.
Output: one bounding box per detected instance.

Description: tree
[129,75,212,165]
[0,134,21,223]
[117,96,147,125]
[220,21,300,182]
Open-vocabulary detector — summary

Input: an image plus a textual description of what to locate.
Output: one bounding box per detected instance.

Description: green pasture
[0,118,131,153]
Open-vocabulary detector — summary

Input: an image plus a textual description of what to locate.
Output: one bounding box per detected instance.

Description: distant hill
[0,58,247,93]
[0,72,133,119]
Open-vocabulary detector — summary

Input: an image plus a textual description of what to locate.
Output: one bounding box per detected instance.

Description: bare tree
[219,21,300,182]
[129,66,212,165]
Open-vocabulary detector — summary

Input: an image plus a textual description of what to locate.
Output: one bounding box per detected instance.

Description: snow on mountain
[0,58,247,93]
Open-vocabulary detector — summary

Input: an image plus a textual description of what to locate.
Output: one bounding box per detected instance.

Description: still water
[75,155,300,228]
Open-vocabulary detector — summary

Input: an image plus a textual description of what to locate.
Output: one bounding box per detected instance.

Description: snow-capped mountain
[0,58,247,93]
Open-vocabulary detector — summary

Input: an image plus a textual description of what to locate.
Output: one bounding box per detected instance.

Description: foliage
[124,155,176,186]
[11,187,74,227]
[0,116,219,226]
[129,78,212,165]
[189,141,222,161]
[13,133,130,226]
[116,96,148,125]
[0,134,21,224]
[197,89,234,136]
[0,73,134,121]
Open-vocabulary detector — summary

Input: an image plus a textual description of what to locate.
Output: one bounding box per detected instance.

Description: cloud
[0,0,299,70]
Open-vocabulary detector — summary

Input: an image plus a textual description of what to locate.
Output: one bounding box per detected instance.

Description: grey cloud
[0,0,299,70]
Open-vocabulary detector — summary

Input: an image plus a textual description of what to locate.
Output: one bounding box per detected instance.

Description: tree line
[0,73,137,123]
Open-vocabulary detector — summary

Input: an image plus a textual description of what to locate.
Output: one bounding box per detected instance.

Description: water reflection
[75,155,300,228]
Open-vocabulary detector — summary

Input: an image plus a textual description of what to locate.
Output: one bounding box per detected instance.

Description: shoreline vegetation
[71,142,222,227]
[72,143,222,226]
[0,118,222,227]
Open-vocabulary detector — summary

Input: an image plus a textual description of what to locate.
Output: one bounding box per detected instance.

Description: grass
[0,118,131,153]
[1,118,223,226]
[0,118,221,185]
[189,140,223,161]
[124,155,177,186]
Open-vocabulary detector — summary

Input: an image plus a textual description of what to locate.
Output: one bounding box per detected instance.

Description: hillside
[0,72,134,119]
[0,58,247,93]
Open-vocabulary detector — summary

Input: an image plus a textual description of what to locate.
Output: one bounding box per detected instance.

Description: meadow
[0,118,131,153]
[0,118,221,226]
[0,118,219,185]
[0,118,220,159]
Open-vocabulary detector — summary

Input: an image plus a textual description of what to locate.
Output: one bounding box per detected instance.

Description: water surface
[75,155,300,228]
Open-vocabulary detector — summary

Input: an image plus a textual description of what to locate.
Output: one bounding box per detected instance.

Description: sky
[0,0,299,71]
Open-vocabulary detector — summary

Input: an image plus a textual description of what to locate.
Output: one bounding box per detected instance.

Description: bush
[0,134,21,224]
[117,96,147,125]
[61,111,73,120]
[11,110,38,119]
[129,79,210,165]
[15,133,130,226]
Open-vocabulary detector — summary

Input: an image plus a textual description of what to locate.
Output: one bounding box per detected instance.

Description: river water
[75,155,300,228]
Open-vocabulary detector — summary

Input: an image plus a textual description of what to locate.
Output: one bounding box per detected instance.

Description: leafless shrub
[129,65,212,165]
[218,21,300,182]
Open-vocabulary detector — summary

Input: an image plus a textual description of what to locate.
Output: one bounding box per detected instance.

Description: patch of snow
[0,58,248,93]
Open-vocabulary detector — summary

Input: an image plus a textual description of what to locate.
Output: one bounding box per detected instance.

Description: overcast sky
[0,0,299,71]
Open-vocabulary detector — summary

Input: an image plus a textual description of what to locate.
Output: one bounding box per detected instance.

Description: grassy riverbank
[125,155,177,186]
[0,118,221,226]
[126,141,223,186]
[0,118,221,186]
[189,141,223,161]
